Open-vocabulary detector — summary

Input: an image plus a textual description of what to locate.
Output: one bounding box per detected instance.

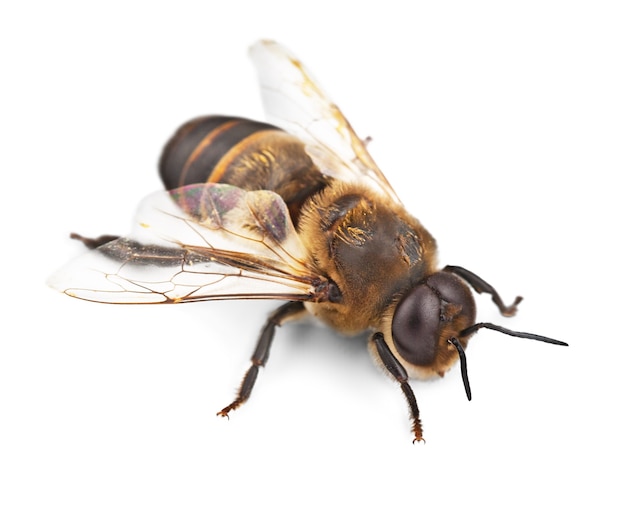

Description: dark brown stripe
[186,119,279,185]
[180,119,240,186]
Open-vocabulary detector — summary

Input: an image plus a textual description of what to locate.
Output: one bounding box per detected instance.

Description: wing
[48,183,333,304]
[249,39,401,204]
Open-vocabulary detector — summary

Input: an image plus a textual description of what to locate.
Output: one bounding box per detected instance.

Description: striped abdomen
[158,116,329,224]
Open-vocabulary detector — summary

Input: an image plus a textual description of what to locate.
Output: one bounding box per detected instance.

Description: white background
[2,1,624,525]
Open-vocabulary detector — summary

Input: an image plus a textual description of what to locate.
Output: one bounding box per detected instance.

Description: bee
[49,40,567,442]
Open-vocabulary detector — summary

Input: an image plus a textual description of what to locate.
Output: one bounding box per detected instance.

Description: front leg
[372,333,424,443]
[217,301,306,418]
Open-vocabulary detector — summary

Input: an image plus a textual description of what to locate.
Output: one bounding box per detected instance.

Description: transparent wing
[249,39,401,204]
[48,183,332,304]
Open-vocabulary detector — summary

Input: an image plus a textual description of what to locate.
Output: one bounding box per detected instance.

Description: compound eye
[392,283,440,366]
[391,272,477,368]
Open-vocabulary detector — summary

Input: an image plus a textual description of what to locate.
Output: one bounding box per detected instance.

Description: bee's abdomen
[159,116,281,190]
[159,115,329,224]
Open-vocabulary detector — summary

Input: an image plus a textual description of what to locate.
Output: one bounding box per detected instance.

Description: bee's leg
[217,301,306,418]
[372,333,424,443]
[443,265,523,317]
[70,232,120,249]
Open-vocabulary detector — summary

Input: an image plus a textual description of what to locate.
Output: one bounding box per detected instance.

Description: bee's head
[390,268,568,400]
[391,270,476,389]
